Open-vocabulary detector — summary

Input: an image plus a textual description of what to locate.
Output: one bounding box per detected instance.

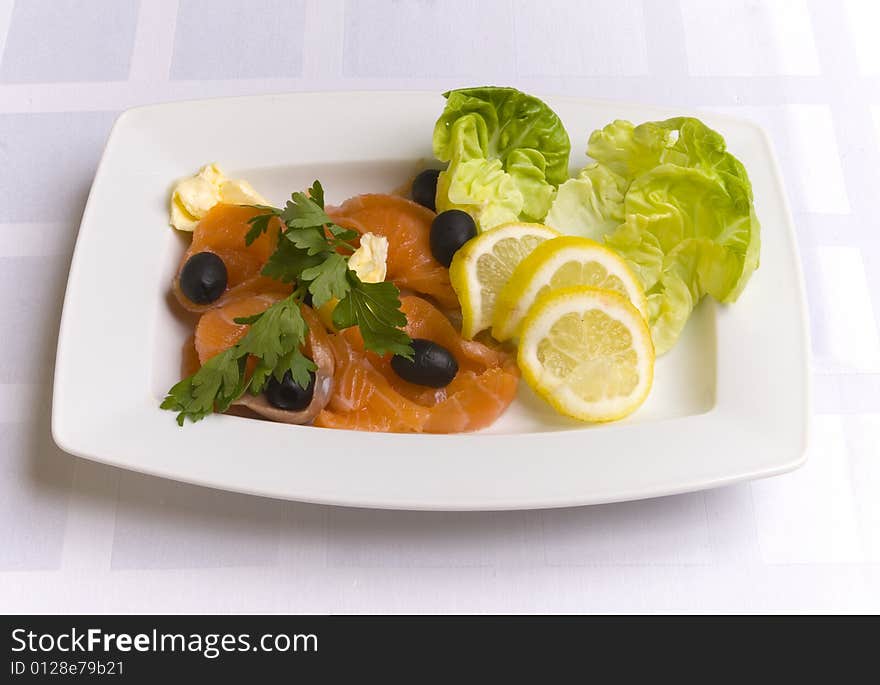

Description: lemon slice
[518,287,654,422]
[449,222,559,338]
[493,236,648,342]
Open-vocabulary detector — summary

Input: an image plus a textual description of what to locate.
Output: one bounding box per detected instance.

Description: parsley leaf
[276,346,317,389]
[161,348,248,426]
[235,295,315,392]
[308,179,325,208]
[333,273,413,358]
[326,223,359,242]
[287,226,331,256]
[260,239,324,283]
[281,190,333,229]
[244,206,281,245]
[301,253,350,307]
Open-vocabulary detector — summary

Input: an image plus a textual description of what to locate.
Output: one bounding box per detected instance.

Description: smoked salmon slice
[327,194,459,310]
[314,296,519,433]
[194,293,284,364]
[193,293,333,370]
[315,332,431,433]
[173,204,283,313]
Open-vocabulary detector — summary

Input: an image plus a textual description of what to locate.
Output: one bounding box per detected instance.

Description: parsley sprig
[160,295,315,425]
[162,180,413,425]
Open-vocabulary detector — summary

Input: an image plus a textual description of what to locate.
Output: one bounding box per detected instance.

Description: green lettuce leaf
[434,87,570,183]
[436,157,523,229]
[603,214,664,290]
[544,163,627,239]
[586,119,674,180]
[439,111,487,161]
[554,116,760,353]
[506,149,556,221]
[624,164,759,302]
[433,87,570,230]
[586,116,750,187]
[646,265,698,356]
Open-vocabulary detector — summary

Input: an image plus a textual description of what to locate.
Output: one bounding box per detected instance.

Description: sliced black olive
[412,168,440,211]
[179,252,227,304]
[430,209,477,267]
[391,339,458,388]
[265,370,316,411]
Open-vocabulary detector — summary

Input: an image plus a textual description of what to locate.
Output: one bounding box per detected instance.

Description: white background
[1,0,878,613]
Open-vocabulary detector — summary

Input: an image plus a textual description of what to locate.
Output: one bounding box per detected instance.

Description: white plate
[51,91,810,510]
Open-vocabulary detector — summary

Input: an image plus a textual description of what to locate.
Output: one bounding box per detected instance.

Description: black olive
[179,252,227,304]
[391,339,458,388]
[265,370,316,411]
[412,169,440,211]
[429,209,477,267]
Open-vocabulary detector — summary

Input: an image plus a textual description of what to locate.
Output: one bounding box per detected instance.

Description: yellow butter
[170,163,268,231]
[348,233,389,284]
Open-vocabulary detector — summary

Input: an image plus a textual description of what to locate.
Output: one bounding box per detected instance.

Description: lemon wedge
[492,235,648,342]
[518,287,654,422]
[448,222,559,338]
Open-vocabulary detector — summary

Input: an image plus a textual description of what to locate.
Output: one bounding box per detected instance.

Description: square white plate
[52,92,810,510]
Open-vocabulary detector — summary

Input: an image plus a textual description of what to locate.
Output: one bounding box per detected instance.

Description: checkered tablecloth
[1,0,878,613]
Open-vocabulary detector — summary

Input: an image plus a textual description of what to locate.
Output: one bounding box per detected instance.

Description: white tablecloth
[1,0,878,613]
